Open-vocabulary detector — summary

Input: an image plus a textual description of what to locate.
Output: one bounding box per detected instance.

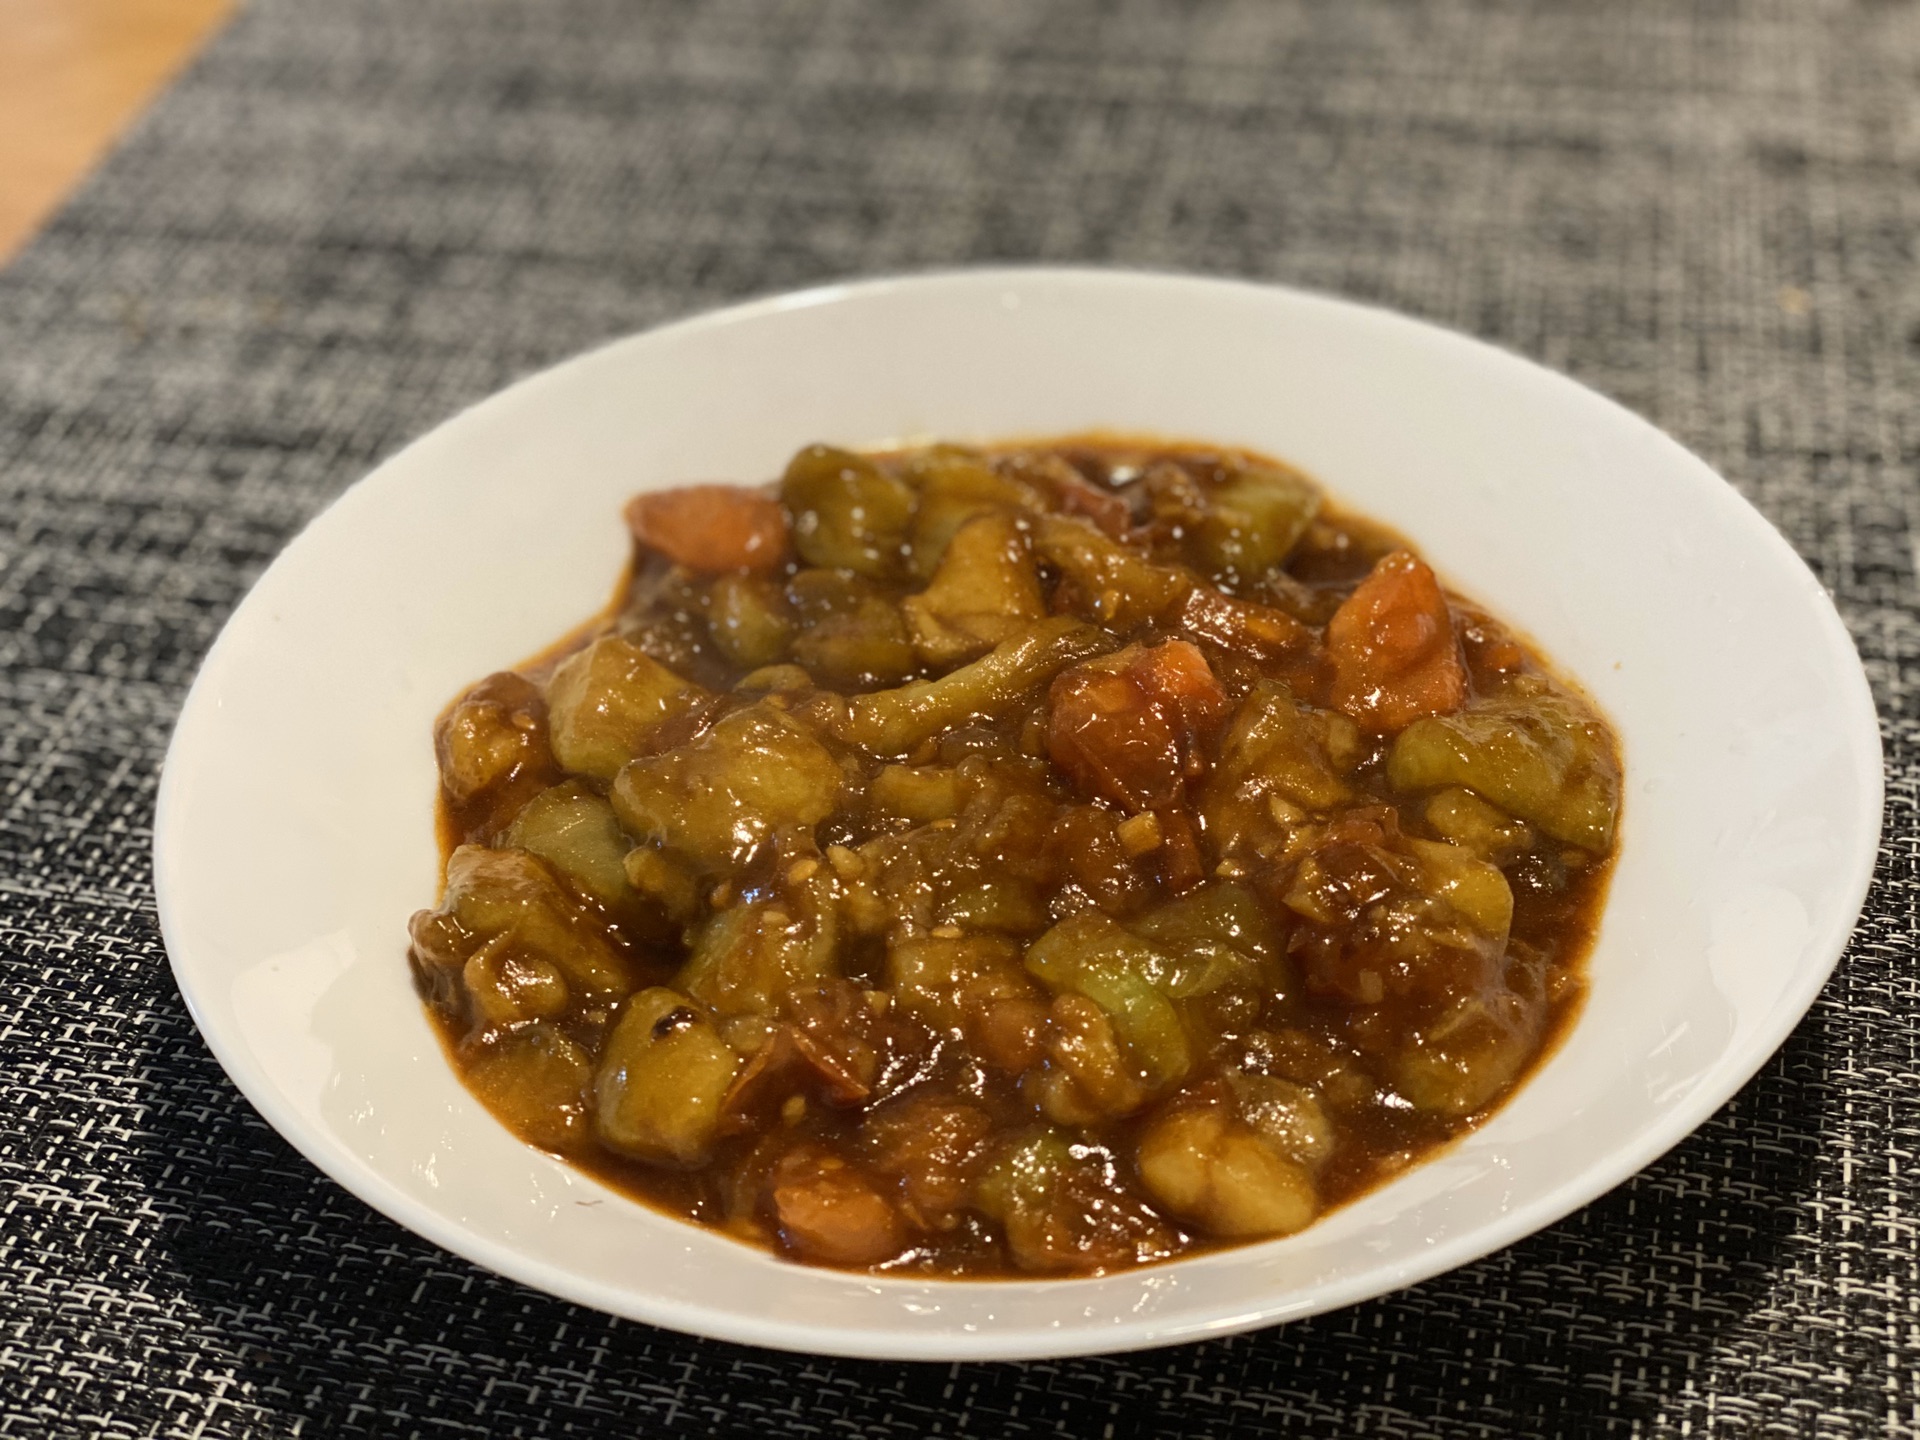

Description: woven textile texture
[2,1,1916,1435]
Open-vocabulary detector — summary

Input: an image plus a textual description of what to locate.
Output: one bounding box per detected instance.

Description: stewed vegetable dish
[410,437,1620,1276]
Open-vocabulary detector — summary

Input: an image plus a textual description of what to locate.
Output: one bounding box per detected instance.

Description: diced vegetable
[464,1024,594,1151]
[1125,638,1231,733]
[1326,550,1468,734]
[1281,816,1514,1005]
[790,595,917,688]
[1424,786,1534,863]
[434,673,556,838]
[436,671,551,804]
[678,865,840,1017]
[860,1095,994,1227]
[462,935,570,1026]
[781,445,916,579]
[1010,451,1134,537]
[903,513,1047,665]
[503,781,641,915]
[622,844,702,923]
[1048,640,1228,813]
[1176,586,1313,659]
[1033,992,1148,1123]
[1131,882,1280,996]
[1190,463,1322,582]
[1387,682,1620,850]
[1199,681,1361,859]
[868,763,964,824]
[937,875,1050,932]
[705,573,795,669]
[833,617,1114,756]
[735,662,814,693]
[886,932,1029,1030]
[1046,804,1153,916]
[902,451,1043,576]
[626,484,790,572]
[770,1147,907,1265]
[1031,514,1191,628]
[1405,837,1514,940]
[974,1130,1177,1273]
[611,702,847,869]
[429,844,636,1001]
[1391,961,1547,1116]
[593,987,740,1165]
[1135,1101,1317,1237]
[1049,664,1181,812]
[1022,912,1193,1087]
[546,635,704,783]
[1226,1074,1335,1169]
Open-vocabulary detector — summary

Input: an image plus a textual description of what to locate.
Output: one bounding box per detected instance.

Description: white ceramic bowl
[155,268,1883,1360]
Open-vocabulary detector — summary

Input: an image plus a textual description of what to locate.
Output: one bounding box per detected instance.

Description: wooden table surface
[0,0,238,263]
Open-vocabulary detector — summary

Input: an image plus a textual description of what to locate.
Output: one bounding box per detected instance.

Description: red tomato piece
[1326,551,1467,733]
[625,484,790,572]
[1048,640,1229,812]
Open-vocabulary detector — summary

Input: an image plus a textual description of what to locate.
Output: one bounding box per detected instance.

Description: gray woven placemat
[2,1,1915,1435]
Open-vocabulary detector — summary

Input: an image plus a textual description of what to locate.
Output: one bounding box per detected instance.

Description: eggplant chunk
[611,702,847,870]
[678,865,841,1017]
[464,1024,594,1152]
[903,451,1043,577]
[973,1130,1178,1273]
[1424,786,1535,864]
[887,932,1031,1031]
[1031,992,1148,1124]
[1388,682,1620,850]
[834,617,1114,756]
[781,445,916,580]
[868,763,964,824]
[1391,966,1548,1117]
[791,595,918,689]
[594,987,740,1166]
[903,513,1048,666]
[416,844,636,1003]
[1131,882,1282,997]
[1199,681,1362,860]
[705,573,795,669]
[1022,911,1192,1089]
[1136,1101,1317,1238]
[546,635,704,783]
[436,672,550,805]
[1031,514,1193,629]
[503,781,642,915]
[462,935,570,1026]
[1190,463,1322,583]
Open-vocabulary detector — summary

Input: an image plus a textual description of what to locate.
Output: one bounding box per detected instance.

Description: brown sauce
[410,437,1620,1277]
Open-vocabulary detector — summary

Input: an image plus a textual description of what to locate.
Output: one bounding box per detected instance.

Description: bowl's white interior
[155,269,1882,1360]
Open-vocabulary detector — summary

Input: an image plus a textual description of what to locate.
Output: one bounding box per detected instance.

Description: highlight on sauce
[408,437,1621,1276]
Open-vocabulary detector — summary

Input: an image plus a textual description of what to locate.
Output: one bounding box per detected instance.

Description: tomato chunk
[771,1149,907,1266]
[1128,638,1231,734]
[1048,640,1228,812]
[1326,551,1466,733]
[626,484,790,572]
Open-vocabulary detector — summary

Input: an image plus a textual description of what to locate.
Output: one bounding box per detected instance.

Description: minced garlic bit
[1116,811,1163,856]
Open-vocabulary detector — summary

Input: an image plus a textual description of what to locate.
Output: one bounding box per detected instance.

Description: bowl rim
[154,264,1886,1359]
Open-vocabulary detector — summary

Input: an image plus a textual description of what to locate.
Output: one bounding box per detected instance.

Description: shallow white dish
[155,268,1882,1361]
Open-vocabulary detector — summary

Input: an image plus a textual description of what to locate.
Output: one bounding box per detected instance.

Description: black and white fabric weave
[1,2,1915,1435]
